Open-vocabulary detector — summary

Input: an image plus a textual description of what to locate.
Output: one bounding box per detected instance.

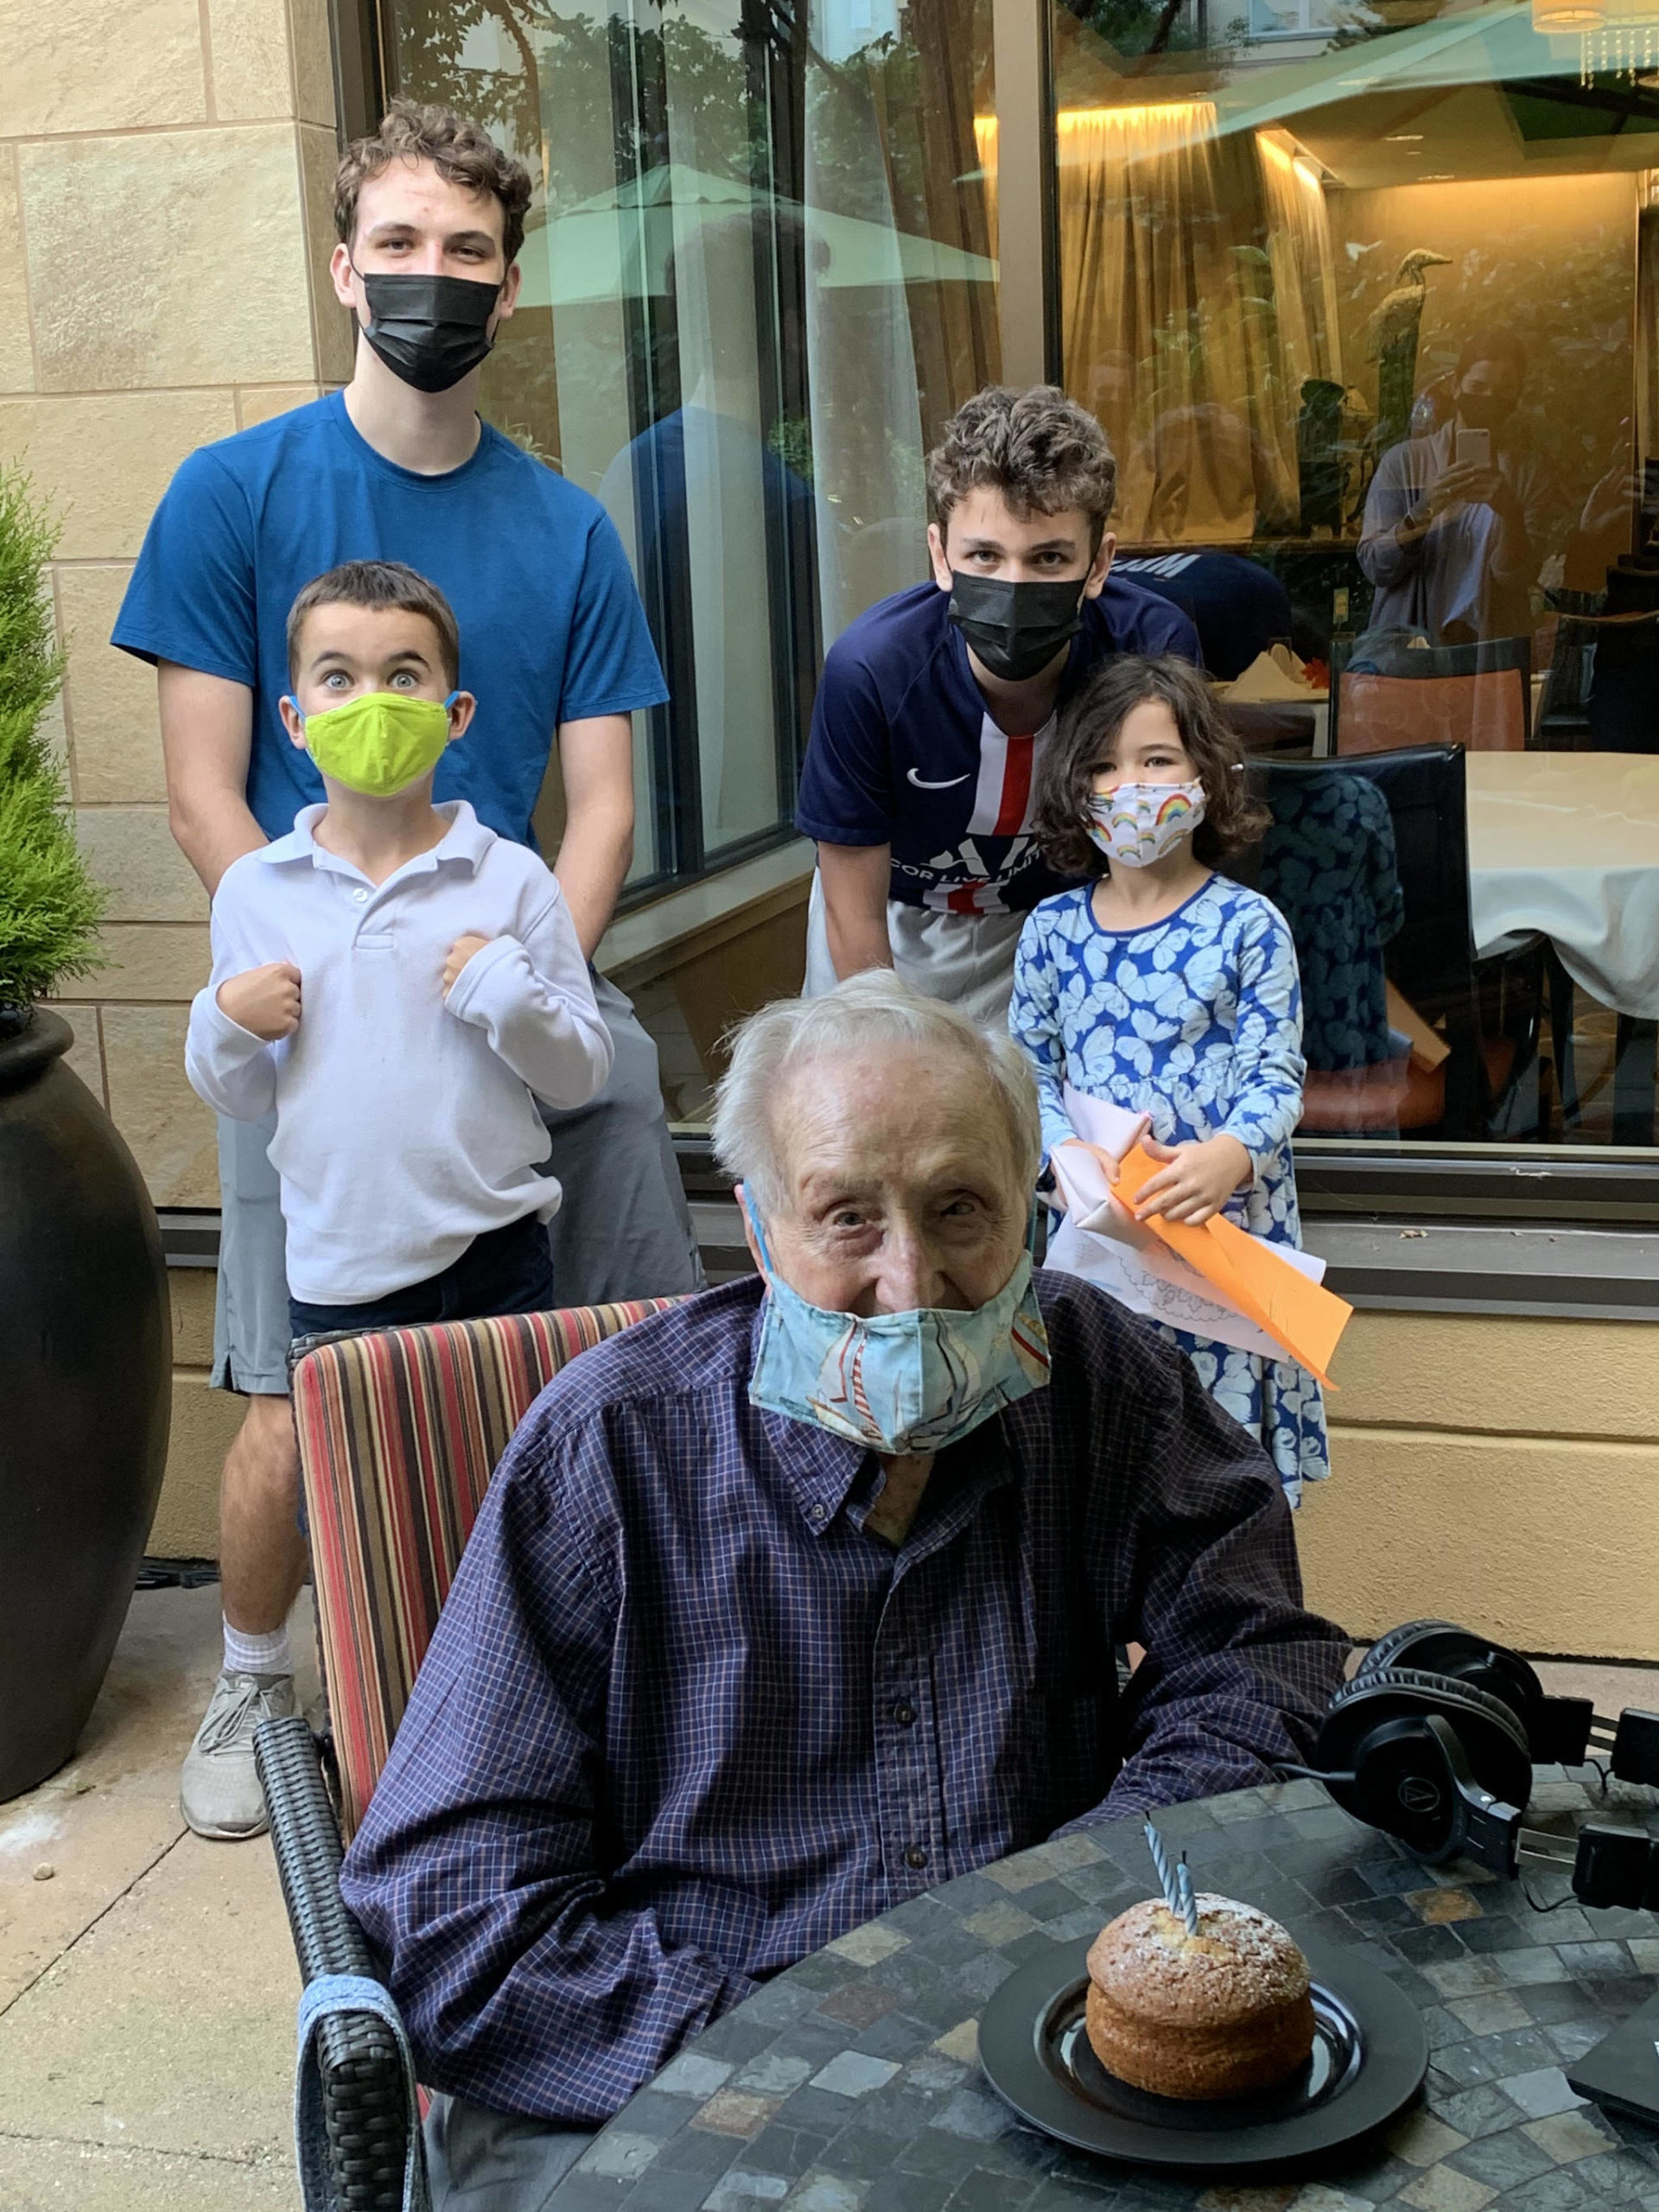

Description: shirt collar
[257,799,492,877]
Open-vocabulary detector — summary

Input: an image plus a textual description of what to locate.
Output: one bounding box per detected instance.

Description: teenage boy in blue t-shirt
[113,104,701,1846]
[797,385,1200,1024]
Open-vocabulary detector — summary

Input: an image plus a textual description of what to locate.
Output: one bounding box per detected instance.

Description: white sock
[222,1618,293,1680]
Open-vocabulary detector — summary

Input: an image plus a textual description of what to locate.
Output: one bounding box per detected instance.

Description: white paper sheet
[1046,1087,1325,1361]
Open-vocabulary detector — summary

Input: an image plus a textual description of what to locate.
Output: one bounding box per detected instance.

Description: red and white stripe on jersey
[965,710,1055,839]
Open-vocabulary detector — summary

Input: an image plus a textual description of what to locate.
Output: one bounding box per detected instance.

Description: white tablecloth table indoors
[1467,752,1659,1022]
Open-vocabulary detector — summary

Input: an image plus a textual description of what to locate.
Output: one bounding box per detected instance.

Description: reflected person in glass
[1357,328,1548,646]
[340,972,1348,2202]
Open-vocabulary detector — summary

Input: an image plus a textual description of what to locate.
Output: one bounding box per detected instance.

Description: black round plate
[979,1929,1427,2171]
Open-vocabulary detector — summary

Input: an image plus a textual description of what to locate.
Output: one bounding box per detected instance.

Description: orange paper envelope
[1109,1145,1351,1388]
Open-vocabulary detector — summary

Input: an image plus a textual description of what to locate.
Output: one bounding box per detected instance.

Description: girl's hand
[1132,1135,1253,1226]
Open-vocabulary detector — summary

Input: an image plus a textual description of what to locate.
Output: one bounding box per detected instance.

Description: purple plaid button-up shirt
[341,1274,1348,2123]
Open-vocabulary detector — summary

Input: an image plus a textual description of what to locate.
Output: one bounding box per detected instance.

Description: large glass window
[1044,0,1659,1152]
[378,0,999,897]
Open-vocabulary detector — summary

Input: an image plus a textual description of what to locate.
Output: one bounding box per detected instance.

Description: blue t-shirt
[797,578,1199,914]
[113,391,668,846]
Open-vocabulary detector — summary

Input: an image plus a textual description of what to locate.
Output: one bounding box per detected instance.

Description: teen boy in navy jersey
[798,386,1200,1023]
[112,105,701,1845]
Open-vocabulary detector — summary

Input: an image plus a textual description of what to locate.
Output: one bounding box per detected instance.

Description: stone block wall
[1,0,348,1200]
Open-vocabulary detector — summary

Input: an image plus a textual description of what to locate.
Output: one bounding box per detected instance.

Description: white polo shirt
[186,802,613,1306]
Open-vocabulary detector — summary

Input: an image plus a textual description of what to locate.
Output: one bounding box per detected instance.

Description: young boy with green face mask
[185,560,614,1341]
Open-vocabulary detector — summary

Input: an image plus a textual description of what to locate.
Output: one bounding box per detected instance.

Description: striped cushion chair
[293,1298,678,1840]
[257,1299,677,2209]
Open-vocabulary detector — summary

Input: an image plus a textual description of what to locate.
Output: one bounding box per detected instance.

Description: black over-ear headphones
[1285,1620,1659,1907]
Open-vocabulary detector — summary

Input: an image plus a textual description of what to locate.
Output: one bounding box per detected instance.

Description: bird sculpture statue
[1365,247,1451,460]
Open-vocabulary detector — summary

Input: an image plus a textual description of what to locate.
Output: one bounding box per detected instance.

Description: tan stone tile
[22,130,315,393]
[39,679,69,777]
[0,394,236,561]
[169,1266,219,1368]
[825,1921,908,1966]
[1388,2109,1471,2167]
[74,807,206,925]
[48,1003,105,1107]
[1408,1886,1483,1925]
[290,0,337,129]
[58,564,166,804]
[0,145,33,391]
[207,0,293,119]
[1446,1991,1531,2035]
[1396,2171,1495,2212]
[54,923,211,1006]
[101,1004,219,1205]
[933,2018,978,2064]
[236,384,320,429]
[0,2135,299,2209]
[962,1901,1040,1946]
[299,123,355,385]
[1522,2109,1617,2162]
[0,1827,301,2160]
[0,0,207,135]
[149,1372,243,1558]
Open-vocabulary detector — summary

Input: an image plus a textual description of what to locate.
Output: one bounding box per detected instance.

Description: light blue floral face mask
[743,1195,1051,1456]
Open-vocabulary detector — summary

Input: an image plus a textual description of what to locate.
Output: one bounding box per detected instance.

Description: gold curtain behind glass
[982,104,1339,543]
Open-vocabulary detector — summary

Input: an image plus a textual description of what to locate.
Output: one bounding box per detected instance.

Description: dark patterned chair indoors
[256,1299,679,2211]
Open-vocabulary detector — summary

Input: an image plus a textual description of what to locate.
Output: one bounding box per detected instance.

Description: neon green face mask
[290,690,459,798]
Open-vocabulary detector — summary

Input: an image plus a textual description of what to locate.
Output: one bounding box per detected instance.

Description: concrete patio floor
[3,1585,1659,2212]
[0,1584,317,2211]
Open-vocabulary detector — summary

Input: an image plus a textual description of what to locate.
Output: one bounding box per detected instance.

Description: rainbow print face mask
[1084,779,1206,868]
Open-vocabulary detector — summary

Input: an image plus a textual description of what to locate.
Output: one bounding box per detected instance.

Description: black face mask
[947,573,1087,683]
[353,269,500,394]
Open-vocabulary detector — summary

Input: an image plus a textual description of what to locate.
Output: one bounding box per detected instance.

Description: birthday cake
[1084,1893,1316,2101]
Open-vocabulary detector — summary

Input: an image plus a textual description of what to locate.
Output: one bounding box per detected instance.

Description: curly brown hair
[927,386,1118,550]
[334,103,534,266]
[1032,655,1268,877]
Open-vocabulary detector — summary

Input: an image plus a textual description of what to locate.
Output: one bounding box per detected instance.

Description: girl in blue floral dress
[1008,653,1328,1500]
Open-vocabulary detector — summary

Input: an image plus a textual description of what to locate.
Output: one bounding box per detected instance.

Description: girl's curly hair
[1033,654,1268,878]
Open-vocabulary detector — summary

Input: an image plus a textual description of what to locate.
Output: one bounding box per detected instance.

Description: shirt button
[904,1846,929,1871]
[892,1701,917,1727]
[808,1503,826,1523]
[352,888,368,903]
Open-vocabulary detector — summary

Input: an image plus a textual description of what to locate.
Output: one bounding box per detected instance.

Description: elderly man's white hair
[713,969,1043,1220]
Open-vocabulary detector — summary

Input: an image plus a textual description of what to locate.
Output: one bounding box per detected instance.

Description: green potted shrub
[0,465,170,1801]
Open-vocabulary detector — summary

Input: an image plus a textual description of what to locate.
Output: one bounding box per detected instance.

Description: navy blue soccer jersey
[797,578,1200,914]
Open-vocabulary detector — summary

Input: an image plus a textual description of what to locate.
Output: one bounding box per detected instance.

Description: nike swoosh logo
[907,768,972,789]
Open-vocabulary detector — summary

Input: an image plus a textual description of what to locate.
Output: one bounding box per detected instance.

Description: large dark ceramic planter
[0,1007,169,1800]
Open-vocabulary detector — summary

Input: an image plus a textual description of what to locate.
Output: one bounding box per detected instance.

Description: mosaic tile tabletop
[549,1775,1659,2211]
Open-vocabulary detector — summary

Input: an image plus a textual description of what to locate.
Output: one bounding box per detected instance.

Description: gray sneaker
[180,1670,298,1840]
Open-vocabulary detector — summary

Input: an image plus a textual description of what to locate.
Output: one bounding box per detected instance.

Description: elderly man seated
[341,972,1349,2203]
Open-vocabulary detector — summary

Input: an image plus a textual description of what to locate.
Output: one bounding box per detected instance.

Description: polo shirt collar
[257,799,492,878]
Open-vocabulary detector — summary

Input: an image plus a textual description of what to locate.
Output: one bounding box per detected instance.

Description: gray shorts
[212,974,704,1395]
[803,868,1026,1029]
[423,2091,592,2209]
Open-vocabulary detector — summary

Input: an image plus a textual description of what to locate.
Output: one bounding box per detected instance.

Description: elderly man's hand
[1132,1135,1253,1226]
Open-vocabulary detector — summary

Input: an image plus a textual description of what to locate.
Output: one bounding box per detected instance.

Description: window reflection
[383,0,999,894]
[1055,0,1659,1144]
